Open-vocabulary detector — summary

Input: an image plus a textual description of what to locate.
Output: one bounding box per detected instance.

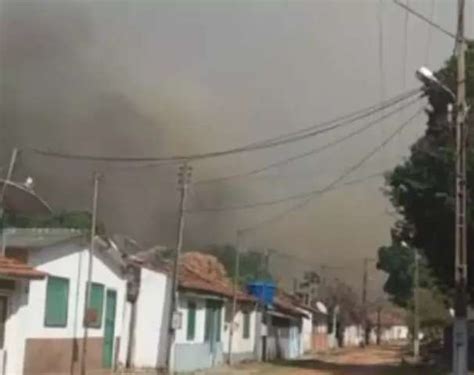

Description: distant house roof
[0,179,52,215]
[368,308,406,327]
[271,291,310,318]
[178,252,254,302]
[0,255,46,279]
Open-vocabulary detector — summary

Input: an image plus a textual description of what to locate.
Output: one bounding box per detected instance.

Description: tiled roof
[178,252,254,302]
[0,256,46,279]
[368,308,406,327]
[272,291,309,318]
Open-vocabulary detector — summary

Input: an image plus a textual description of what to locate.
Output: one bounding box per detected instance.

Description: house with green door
[2,227,127,375]
[172,252,256,373]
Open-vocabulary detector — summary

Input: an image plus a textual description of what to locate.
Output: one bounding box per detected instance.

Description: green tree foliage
[377,243,435,307]
[2,211,105,233]
[383,43,474,296]
[406,288,451,338]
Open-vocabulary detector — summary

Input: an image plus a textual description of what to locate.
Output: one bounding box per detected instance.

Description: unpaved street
[204,346,443,375]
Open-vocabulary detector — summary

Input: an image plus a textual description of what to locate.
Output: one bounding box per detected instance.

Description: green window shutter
[44,276,69,327]
[204,304,212,341]
[187,302,196,340]
[215,307,221,342]
[86,283,105,328]
[243,312,250,339]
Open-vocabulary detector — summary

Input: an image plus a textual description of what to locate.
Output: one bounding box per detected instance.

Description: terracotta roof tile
[178,252,254,302]
[0,256,46,279]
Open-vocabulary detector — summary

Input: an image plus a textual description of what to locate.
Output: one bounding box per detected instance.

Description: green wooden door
[102,290,117,368]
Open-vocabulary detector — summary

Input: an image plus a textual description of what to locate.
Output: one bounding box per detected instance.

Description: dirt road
[211,346,443,375]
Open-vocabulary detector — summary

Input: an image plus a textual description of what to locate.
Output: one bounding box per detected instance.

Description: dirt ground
[200,345,444,375]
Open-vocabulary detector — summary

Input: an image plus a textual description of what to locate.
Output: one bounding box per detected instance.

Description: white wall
[343,325,363,347]
[176,296,208,345]
[4,280,30,375]
[5,242,126,375]
[222,308,256,355]
[28,243,126,339]
[132,268,170,368]
[301,312,313,354]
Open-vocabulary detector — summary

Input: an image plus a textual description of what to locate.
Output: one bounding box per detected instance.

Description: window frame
[84,282,105,329]
[44,276,70,328]
[242,311,251,339]
[186,301,197,341]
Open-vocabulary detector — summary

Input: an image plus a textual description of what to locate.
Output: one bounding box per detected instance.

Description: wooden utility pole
[413,248,420,361]
[362,258,375,346]
[166,162,192,374]
[453,0,468,373]
[362,258,369,345]
[228,229,245,365]
[80,172,100,375]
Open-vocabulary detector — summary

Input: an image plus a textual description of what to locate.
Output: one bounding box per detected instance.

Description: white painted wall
[3,280,30,375]
[176,296,207,344]
[4,242,126,375]
[301,312,313,354]
[343,325,363,347]
[129,268,170,368]
[222,308,257,355]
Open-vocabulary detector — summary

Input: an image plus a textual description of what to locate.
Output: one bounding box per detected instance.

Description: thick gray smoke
[0,1,466,295]
[0,1,243,247]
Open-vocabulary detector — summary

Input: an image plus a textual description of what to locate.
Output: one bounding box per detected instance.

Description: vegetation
[2,211,105,233]
[379,43,474,302]
[197,244,274,285]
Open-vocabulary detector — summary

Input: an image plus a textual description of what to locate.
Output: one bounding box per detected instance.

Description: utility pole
[0,148,18,213]
[453,0,468,373]
[362,258,369,346]
[81,172,100,375]
[0,148,18,256]
[413,247,420,361]
[376,306,382,346]
[166,162,192,374]
[228,229,246,365]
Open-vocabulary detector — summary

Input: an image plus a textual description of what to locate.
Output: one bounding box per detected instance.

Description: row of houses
[0,223,333,375]
[0,179,408,374]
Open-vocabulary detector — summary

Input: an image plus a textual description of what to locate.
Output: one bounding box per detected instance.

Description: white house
[117,263,171,370]
[222,302,258,364]
[3,227,127,375]
[172,252,257,373]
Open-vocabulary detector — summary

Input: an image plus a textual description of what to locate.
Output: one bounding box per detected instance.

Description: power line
[194,96,421,185]
[378,0,386,102]
[392,0,461,41]
[425,0,436,64]
[402,0,410,90]
[188,108,423,213]
[240,172,385,233]
[24,89,420,164]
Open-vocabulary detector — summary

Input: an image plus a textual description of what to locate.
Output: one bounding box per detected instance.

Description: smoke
[0,1,240,246]
[0,0,463,295]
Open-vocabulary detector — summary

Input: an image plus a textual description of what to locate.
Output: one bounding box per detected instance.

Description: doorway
[102,290,117,368]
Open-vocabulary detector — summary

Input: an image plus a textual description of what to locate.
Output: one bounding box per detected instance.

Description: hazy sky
[1,0,472,297]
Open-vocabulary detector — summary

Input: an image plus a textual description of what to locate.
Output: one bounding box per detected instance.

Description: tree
[377,241,435,307]
[383,43,474,297]
[197,244,273,285]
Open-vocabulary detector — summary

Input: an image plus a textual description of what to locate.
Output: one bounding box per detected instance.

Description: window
[187,301,196,340]
[85,282,105,328]
[45,276,69,327]
[243,311,251,339]
[205,300,222,342]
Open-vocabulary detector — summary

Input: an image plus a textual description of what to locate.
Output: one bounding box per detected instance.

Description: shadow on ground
[272,359,441,375]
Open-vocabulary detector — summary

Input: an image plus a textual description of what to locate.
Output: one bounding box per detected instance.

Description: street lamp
[401,241,420,361]
[415,66,455,101]
[416,64,470,374]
